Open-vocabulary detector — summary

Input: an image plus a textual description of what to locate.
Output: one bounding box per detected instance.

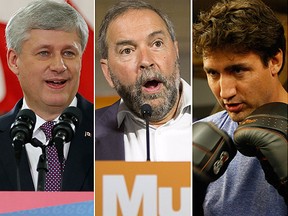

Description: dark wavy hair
[193,0,286,72]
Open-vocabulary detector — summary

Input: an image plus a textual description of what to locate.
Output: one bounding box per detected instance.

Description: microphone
[10,109,36,154]
[141,104,152,161]
[52,106,82,163]
[31,138,48,191]
[10,109,36,190]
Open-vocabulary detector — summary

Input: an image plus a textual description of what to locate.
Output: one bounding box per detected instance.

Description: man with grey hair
[0,0,93,191]
[95,0,191,161]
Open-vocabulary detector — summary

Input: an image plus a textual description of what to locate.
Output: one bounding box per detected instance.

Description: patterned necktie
[40,121,64,191]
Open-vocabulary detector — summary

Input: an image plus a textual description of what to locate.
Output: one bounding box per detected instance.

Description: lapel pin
[84,131,92,137]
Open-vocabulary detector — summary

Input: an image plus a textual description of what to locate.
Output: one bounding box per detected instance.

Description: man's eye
[63,51,76,57]
[120,48,132,55]
[207,70,219,77]
[230,66,250,74]
[153,40,163,47]
[233,68,244,73]
[38,51,50,56]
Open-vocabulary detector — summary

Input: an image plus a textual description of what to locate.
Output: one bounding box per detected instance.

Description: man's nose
[139,48,155,70]
[219,75,237,99]
[50,54,67,73]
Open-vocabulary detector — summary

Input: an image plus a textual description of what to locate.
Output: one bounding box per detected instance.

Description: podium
[95,161,191,216]
[0,192,93,215]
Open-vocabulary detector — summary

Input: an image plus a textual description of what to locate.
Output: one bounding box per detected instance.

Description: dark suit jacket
[95,100,125,160]
[0,94,93,191]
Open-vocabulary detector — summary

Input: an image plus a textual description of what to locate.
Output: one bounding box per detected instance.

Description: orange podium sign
[95,161,191,216]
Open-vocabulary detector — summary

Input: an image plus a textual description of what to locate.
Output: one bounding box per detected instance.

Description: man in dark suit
[96,101,125,160]
[0,0,93,191]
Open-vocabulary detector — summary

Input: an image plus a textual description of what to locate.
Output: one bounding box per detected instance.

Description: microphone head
[16,109,36,123]
[141,104,152,118]
[52,106,82,143]
[10,109,36,145]
[60,106,82,127]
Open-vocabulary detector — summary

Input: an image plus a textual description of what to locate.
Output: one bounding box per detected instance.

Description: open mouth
[46,80,67,88]
[46,80,66,84]
[144,80,161,88]
[142,79,162,93]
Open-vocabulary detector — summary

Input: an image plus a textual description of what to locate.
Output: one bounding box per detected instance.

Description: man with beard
[95,0,191,161]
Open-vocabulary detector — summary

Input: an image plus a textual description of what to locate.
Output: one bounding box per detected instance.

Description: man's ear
[100,58,115,88]
[269,50,283,76]
[7,49,20,75]
[174,40,179,59]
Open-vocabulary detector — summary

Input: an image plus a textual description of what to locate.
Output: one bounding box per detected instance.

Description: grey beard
[109,60,181,122]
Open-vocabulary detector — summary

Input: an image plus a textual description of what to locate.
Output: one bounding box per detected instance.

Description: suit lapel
[61,95,93,191]
[0,99,34,190]
[95,100,125,160]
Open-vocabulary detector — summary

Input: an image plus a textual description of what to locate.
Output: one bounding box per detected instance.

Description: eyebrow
[224,63,252,72]
[33,43,80,50]
[115,30,166,47]
[115,40,136,47]
[148,30,166,39]
[204,63,252,73]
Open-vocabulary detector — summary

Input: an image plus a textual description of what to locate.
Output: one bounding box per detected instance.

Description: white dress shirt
[117,79,192,161]
[22,97,77,190]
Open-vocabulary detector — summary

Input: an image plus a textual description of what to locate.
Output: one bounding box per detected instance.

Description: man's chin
[228,111,247,123]
[44,94,71,108]
[141,99,164,111]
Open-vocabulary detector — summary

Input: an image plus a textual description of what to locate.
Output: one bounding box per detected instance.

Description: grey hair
[98,0,176,59]
[5,0,89,53]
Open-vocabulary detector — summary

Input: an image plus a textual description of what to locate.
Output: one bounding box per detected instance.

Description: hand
[234,102,287,204]
[193,121,237,183]
[193,121,237,215]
